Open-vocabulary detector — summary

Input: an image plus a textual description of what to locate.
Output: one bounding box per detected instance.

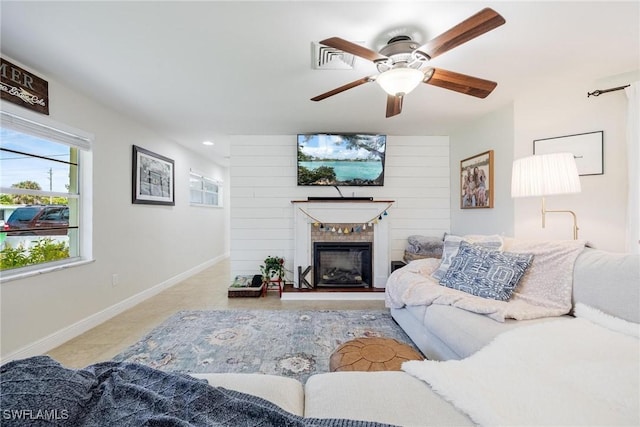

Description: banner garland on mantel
[297,203,393,234]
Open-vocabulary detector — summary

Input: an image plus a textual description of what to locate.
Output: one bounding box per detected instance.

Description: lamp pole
[541,197,579,240]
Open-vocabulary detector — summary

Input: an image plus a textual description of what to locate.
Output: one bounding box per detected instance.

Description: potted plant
[260,255,284,284]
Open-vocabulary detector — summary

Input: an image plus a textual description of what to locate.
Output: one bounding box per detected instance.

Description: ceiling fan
[311,8,506,118]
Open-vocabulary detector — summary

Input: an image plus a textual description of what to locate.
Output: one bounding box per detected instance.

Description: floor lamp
[511,152,582,239]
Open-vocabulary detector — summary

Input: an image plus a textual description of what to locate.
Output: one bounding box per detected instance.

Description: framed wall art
[533,131,603,176]
[460,150,494,209]
[132,145,175,205]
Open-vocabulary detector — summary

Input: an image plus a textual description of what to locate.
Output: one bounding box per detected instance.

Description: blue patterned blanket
[1,356,394,426]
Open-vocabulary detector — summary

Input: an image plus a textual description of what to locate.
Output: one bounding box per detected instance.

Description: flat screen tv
[297,134,386,186]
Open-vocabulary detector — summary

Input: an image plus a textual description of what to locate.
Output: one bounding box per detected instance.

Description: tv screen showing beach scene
[297,134,386,186]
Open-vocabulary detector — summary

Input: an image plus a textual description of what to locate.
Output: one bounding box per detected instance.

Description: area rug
[113,309,416,383]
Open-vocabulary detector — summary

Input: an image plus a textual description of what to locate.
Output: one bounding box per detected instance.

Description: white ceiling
[1,1,638,166]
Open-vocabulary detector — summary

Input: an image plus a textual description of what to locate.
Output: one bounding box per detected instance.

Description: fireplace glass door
[313,242,372,288]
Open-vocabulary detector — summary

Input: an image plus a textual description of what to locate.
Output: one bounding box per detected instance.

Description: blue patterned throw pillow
[439,241,534,301]
[431,233,503,281]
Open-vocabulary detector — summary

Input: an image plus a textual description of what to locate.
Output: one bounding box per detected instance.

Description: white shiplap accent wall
[230,135,450,284]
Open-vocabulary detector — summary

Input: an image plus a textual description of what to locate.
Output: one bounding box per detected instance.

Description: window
[189,171,222,207]
[0,111,92,276]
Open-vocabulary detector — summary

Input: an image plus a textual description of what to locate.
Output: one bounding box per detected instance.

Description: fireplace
[313,242,372,288]
[292,200,392,290]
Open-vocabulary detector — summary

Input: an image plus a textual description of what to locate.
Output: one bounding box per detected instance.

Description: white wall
[1,61,229,360]
[229,135,450,283]
[450,76,631,253]
[513,75,629,251]
[450,104,515,236]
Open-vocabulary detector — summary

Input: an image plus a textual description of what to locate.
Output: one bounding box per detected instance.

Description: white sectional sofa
[387,244,639,360]
[191,243,638,426]
[194,370,473,426]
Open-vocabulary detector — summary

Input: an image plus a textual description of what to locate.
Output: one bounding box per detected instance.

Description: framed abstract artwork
[132,145,175,206]
[533,131,603,176]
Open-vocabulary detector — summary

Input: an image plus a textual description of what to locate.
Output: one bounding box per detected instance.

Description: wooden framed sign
[0,57,49,115]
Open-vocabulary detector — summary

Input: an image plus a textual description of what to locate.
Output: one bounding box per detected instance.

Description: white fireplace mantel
[291,200,394,289]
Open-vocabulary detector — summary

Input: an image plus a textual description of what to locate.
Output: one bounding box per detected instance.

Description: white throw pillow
[431,233,503,281]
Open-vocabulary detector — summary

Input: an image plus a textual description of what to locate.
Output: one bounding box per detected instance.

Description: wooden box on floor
[228,275,264,298]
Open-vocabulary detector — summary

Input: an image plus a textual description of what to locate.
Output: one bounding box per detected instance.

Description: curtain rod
[587,84,630,97]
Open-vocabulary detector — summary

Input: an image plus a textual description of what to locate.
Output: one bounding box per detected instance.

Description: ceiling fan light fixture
[376,67,424,96]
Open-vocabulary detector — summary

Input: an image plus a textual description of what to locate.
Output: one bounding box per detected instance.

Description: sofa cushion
[422,304,570,359]
[432,233,503,280]
[304,371,473,426]
[502,238,585,317]
[440,241,533,301]
[574,303,639,338]
[190,373,304,416]
[394,306,461,360]
[572,248,640,323]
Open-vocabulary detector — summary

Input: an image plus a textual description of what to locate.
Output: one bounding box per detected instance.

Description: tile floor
[47,259,385,368]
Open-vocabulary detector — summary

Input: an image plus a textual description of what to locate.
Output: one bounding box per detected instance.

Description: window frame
[0,109,93,282]
[189,170,222,208]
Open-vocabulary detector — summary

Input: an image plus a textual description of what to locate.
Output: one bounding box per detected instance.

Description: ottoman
[329,337,423,372]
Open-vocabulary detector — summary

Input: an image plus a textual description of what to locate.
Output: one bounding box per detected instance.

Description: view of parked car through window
[1,125,81,272]
[3,205,69,236]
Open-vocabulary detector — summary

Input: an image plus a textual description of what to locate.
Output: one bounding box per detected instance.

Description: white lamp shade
[376,68,424,96]
[511,152,581,198]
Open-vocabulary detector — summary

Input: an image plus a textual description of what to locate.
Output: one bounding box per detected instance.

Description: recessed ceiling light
[202,140,214,146]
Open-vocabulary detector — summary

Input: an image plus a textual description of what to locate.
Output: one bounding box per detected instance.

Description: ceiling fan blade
[386,95,403,118]
[425,68,497,98]
[415,8,505,60]
[320,37,388,62]
[311,77,372,101]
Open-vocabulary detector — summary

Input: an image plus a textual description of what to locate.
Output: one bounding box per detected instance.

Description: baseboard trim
[1,254,228,364]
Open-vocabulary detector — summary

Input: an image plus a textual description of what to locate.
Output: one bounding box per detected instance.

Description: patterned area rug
[113,309,417,383]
